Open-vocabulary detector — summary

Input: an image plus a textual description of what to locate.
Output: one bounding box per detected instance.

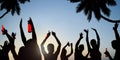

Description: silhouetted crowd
[0,18,120,60]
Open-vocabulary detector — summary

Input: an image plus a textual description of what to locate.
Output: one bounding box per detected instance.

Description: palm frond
[69,0,81,3]
[15,4,20,15]
[84,5,89,15]
[11,7,15,15]
[93,6,101,20]
[87,10,92,21]
[0,0,30,19]
[101,4,110,16]
[19,0,30,4]
[76,1,85,13]
[107,0,116,6]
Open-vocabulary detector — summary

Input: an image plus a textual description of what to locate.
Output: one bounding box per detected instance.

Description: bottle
[1,25,5,35]
[28,21,32,33]
[105,48,108,57]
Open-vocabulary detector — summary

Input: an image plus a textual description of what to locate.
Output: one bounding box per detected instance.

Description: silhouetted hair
[47,43,54,53]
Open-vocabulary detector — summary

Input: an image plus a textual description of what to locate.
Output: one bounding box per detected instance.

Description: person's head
[62,49,67,56]
[4,40,8,46]
[11,32,16,39]
[47,43,54,53]
[79,44,84,52]
[91,39,96,48]
[112,40,119,49]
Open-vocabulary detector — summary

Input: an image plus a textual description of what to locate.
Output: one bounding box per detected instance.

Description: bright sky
[0,0,120,60]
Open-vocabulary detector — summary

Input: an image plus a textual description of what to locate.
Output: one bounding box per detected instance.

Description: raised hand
[91,28,96,31]
[28,17,32,24]
[11,32,16,39]
[67,42,70,46]
[45,31,50,39]
[52,31,56,36]
[4,29,8,35]
[80,33,83,39]
[84,29,88,33]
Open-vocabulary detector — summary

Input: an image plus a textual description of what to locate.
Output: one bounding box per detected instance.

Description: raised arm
[11,45,18,60]
[67,43,73,57]
[28,17,37,41]
[4,30,18,60]
[75,33,83,49]
[92,28,100,48]
[5,31,18,60]
[63,42,69,49]
[41,32,50,54]
[84,29,91,51]
[52,31,61,55]
[113,23,119,40]
[4,29,14,45]
[19,19,27,46]
[104,50,113,60]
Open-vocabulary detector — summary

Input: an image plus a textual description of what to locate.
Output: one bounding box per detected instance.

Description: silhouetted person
[105,23,120,60]
[61,42,73,60]
[7,32,18,60]
[4,30,23,60]
[2,28,18,60]
[0,45,1,59]
[19,18,42,60]
[84,28,101,60]
[75,33,89,60]
[10,33,18,60]
[41,31,61,60]
[0,40,10,60]
[0,28,16,60]
[104,49,113,60]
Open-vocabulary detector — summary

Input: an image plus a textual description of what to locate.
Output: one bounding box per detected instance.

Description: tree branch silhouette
[0,11,9,19]
[0,0,30,19]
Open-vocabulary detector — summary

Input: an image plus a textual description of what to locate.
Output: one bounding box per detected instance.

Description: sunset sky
[0,0,120,60]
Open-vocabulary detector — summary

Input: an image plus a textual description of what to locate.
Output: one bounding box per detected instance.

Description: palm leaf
[69,0,81,3]
[11,7,15,15]
[15,3,20,15]
[84,5,89,15]
[76,1,85,13]
[101,4,110,16]
[19,0,30,4]
[107,0,116,6]
[93,6,101,20]
[87,9,92,21]
[0,0,30,19]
